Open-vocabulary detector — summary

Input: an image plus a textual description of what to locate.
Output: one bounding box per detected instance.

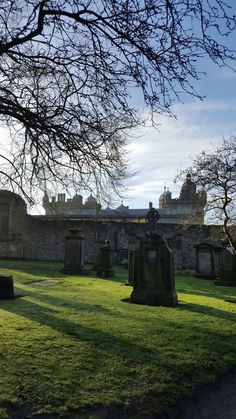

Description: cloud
[0,96,235,214]
[124,99,236,208]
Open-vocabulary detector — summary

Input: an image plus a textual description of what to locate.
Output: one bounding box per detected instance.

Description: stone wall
[0,241,24,258]
[21,215,212,269]
[0,189,220,270]
[23,217,103,261]
[0,190,27,258]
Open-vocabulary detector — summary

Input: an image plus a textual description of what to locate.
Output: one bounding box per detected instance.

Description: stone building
[158,174,207,224]
[43,192,102,217]
[42,174,206,224]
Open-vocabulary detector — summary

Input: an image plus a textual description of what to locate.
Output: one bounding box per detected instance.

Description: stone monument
[96,240,114,277]
[215,249,236,287]
[130,203,178,306]
[195,242,215,278]
[63,227,85,274]
[0,275,15,299]
[195,242,224,279]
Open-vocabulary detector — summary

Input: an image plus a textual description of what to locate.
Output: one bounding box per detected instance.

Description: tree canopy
[177,137,236,250]
[0,0,236,203]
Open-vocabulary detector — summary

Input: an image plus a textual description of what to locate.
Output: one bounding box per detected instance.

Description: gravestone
[0,275,15,299]
[63,227,85,274]
[215,250,236,286]
[130,204,178,307]
[195,243,215,278]
[96,240,114,277]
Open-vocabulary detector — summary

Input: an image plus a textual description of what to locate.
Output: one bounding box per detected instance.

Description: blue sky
[122,61,236,210]
[122,1,236,210]
[1,3,236,215]
[27,57,236,214]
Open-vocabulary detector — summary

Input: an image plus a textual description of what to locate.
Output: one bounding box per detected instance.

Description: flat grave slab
[29,280,60,287]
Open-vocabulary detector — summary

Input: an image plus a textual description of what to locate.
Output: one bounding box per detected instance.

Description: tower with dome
[159,174,207,223]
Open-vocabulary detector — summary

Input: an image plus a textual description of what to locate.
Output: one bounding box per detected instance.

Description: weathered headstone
[63,227,85,274]
[96,240,114,277]
[130,232,177,306]
[0,275,15,299]
[130,205,178,307]
[215,250,236,286]
[195,243,215,278]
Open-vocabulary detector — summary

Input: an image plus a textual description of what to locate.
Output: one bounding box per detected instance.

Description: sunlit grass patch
[0,260,236,417]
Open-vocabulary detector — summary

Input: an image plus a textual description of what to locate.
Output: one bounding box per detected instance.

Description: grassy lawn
[0,260,236,418]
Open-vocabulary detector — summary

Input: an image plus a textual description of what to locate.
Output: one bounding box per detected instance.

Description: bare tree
[176,137,236,251]
[0,0,236,203]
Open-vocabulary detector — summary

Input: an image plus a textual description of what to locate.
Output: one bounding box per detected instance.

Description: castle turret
[116,201,129,214]
[72,194,83,205]
[84,194,97,209]
[159,186,172,208]
[159,186,167,208]
[84,194,101,214]
[179,173,197,200]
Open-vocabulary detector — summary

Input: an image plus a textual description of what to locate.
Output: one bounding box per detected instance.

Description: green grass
[0,260,236,418]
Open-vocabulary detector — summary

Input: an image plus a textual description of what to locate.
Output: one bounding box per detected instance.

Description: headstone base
[62,267,86,275]
[130,289,178,307]
[96,269,114,278]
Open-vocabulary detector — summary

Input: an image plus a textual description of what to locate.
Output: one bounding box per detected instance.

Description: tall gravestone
[130,203,178,307]
[195,242,224,279]
[96,240,114,277]
[215,249,236,287]
[63,227,85,274]
[195,243,215,278]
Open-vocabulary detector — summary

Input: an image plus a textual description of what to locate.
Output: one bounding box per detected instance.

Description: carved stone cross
[146,202,160,231]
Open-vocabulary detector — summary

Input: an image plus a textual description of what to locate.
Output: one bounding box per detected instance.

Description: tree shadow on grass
[14,282,236,328]
[0,268,65,281]
[0,293,155,363]
[2,290,236,419]
[177,285,236,302]
[176,278,236,301]
[179,302,236,322]
[3,286,236,355]
[0,265,128,284]
[13,285,114,316]
[0,296,159,419]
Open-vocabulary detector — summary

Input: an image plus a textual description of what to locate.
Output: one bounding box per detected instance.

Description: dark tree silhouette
[176,137,236,251]
[0,0,235,203]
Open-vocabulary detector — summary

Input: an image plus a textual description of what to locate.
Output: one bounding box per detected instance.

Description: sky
[1,3,236,215]
[18,57,236,214]
[122,62,236,210]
